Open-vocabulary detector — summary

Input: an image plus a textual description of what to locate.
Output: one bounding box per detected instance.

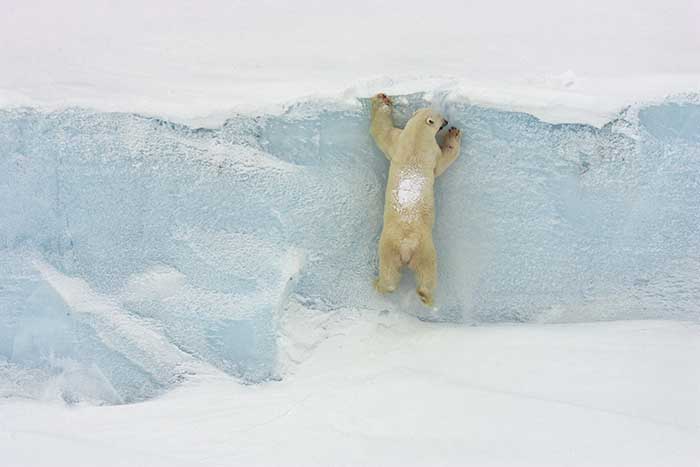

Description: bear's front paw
[446,127,461,139]
[372,93,393,108]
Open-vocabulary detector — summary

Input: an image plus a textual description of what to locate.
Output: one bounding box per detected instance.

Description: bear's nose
[440,119,448,130]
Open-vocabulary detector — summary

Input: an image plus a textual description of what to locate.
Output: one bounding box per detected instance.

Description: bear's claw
[374,93,392,106]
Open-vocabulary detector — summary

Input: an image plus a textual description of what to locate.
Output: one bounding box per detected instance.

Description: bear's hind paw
[417,288,434,307]
[374,278,396,294]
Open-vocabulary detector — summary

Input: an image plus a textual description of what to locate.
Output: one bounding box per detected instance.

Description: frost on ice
[0,96,699,404]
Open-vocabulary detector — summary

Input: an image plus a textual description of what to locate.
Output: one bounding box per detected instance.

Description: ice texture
[1,95,699,404]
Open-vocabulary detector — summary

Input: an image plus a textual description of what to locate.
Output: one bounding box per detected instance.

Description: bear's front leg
[370,93,401,160]
[435,127,461,177]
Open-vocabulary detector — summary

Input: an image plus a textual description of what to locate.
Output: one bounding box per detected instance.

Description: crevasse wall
[1,95,699,403]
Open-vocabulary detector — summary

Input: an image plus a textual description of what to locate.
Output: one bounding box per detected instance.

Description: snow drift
[1,94,699,404]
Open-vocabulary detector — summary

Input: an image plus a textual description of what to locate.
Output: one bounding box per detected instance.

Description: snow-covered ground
[1,1,699,126]
[2,313,699,466]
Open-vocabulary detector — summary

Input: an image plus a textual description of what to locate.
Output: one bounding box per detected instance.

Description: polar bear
[370,93,461,306]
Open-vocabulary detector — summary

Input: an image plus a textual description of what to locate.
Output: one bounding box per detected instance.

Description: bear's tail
[399,235,420,265]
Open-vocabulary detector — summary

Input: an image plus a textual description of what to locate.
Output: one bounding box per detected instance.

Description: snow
[1,0,699,126]
[2,314,699,466]
[394,167,429,222]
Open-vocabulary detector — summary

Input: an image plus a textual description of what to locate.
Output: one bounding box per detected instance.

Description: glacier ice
[1,95,699,404]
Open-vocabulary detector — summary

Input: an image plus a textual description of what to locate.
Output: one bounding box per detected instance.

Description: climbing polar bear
[370,93,461,306]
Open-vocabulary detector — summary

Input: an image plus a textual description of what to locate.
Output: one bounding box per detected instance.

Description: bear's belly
[388,167,434,223]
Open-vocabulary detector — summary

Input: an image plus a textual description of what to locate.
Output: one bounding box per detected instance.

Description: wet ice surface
[1,95,699,404]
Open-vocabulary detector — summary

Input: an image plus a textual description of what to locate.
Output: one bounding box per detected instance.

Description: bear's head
[406,108,448,137]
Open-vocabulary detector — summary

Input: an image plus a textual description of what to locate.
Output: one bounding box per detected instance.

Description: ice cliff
[1,94,698,403]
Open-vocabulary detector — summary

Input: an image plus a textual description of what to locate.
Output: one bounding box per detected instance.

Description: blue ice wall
[1,96,699,403]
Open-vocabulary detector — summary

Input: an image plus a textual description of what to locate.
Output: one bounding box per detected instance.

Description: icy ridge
[1,94,699,403]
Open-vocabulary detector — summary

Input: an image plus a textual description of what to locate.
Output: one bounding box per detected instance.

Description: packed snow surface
[1,315,699,466]
[1,1,699,126]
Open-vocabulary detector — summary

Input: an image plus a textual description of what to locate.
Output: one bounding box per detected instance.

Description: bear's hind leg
[374,236,402,294]
[412,237,437,306]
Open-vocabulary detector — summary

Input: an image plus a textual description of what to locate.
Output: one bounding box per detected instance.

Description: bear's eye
[426,118,435,125]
